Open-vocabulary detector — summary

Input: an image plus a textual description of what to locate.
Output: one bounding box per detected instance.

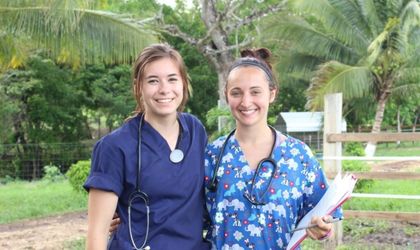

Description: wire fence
[1,126,418,181]
[0,141,94,180]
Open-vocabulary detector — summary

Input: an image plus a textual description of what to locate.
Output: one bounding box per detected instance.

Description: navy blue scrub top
[84,113,211,250]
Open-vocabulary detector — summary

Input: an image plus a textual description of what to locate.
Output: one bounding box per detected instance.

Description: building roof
[275,112,347,133]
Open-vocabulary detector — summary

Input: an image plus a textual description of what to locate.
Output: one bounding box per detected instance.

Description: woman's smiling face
[226,66,276,128]
[141,57,184,119]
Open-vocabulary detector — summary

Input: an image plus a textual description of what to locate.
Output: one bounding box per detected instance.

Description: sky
[155,0,193,9]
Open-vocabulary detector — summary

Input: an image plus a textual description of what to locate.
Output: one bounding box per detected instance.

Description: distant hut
[274,112,346,151]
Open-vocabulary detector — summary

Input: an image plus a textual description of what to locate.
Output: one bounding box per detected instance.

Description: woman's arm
[86,188,118,250]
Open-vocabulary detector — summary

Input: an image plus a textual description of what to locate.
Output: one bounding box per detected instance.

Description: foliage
[265,0,420,156]
[344,142,366,157]
[342,142,373,190]
[66,160,91,194]
[205,106,235,141]
[0,179,87,224]
[78,63,135,130]
[0,0,155,69]
[0,175,14,185]
[42,164,65,182]
[0,56,96,179]
[1,55,90,143]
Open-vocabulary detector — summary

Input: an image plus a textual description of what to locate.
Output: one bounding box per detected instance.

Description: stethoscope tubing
[209,126,279,205]
[127,113,183,250]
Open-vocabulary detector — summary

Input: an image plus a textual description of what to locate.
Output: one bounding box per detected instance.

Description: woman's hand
[306,215,334,241]
[109,212,121,234]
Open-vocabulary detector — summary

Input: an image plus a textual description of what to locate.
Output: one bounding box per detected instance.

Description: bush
[343,142,373,191]
[344,142,365,156]
[42,164,65,182]
[66,160,91,194]
[0,175,15,185]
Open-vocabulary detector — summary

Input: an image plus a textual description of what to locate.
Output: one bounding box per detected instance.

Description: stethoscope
[127,113,184,250]
[208,125,282,205]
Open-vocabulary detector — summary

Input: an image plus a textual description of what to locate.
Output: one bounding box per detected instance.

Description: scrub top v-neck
[84,113,210,250]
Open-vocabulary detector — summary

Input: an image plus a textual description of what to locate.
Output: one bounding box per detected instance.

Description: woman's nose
[157,80,170,93]
[240,93,251,106]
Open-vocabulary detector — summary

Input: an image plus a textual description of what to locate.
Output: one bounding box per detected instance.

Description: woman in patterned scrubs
[204,48,341,250]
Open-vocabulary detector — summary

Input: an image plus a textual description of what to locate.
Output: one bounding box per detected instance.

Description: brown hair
[130,43,189,118]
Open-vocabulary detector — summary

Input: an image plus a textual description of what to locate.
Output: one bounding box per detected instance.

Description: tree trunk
[397,106,401,146]
[364,91,390,157]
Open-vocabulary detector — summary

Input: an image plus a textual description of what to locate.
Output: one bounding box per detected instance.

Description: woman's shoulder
[206,134,230,152]
[96,117,138,148]
[179,112,206,134]
[278,132,315,157]
[178,112,203,126]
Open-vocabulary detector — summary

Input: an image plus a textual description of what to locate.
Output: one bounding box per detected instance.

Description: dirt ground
[0,161,418,249]
[0,211,87,250]
[0,211,419,249]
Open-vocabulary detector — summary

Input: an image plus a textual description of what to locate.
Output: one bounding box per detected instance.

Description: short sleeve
[83,139,124,196]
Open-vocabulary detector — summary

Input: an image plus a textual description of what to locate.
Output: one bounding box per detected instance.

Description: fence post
[323,93,343,248]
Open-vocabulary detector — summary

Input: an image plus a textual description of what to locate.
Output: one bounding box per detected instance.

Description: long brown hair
[129,44,190,119]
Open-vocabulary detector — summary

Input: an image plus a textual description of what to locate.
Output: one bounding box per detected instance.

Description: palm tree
[0,0,155,69]
[267,0,420,156]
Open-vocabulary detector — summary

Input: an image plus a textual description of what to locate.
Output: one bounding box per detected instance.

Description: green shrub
[66,160,91,194]
[343,142,373,191]
[0,175,15,185]
[42,164,65,182]
[344,142,365,156]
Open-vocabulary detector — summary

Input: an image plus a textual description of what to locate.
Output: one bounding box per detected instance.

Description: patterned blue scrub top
[204,130,341,250]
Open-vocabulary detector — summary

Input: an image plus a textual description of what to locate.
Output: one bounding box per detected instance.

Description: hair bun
[240,49,254,58]
[256,48,271,60]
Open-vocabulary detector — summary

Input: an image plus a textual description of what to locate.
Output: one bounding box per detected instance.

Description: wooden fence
[322,93,420,248]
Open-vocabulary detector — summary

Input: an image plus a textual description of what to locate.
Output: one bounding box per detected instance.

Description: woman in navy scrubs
[84,44,210,250]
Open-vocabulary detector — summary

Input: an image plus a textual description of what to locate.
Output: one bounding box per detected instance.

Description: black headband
[228,57,275,84]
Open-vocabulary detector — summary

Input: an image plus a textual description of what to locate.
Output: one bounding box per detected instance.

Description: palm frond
[328,0,373,39]
[267,15,361,63]
[306,61,373,110]
[276,52,322,82]
[394,67,420,86]
[390,82,420,98]
[357,0,384,36]
[400,0,420,37]
[290,0,369,51]
[0,1,156,68]
[386,0,405,18]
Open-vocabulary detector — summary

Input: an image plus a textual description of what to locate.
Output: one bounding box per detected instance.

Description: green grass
[345,179,420,212]
[375,142,420,157]
[63,238,85,250]
[346,141,420,212]
[0,179,87,224]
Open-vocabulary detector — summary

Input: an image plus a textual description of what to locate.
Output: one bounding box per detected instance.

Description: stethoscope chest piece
[170,149,184,164]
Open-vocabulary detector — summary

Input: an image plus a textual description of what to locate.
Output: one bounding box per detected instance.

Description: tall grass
[0,180,87,224]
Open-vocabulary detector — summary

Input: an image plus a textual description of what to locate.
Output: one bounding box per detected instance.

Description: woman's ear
[269,88,277,103]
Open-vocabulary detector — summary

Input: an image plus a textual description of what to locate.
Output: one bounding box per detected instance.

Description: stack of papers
[287,173,357,250]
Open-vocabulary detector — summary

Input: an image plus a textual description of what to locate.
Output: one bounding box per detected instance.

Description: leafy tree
[80,63,135,132]
[0,55,91,178]
[267,0,420,156]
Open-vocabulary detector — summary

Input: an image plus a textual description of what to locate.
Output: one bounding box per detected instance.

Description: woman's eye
[169,77,179,83]
[251,91,261,95]
[230,92,241,97]
[147,79,159,85]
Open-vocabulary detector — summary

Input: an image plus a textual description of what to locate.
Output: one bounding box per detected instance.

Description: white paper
[286,172,357,250]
